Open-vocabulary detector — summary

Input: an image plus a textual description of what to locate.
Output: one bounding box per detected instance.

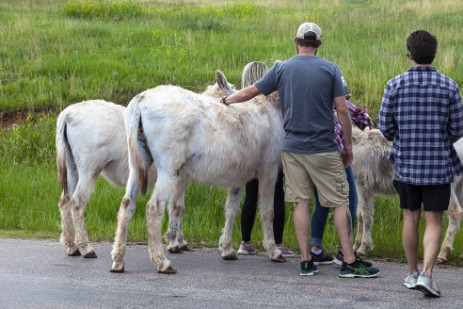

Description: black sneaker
[300,260,318,276]
[334,251,372,267]
[356,255,372,267]
[339,260,379,278]
[310,250,334,265]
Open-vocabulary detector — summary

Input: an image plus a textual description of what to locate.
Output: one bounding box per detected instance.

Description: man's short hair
[296,37,322,48]
[406,30,438,64]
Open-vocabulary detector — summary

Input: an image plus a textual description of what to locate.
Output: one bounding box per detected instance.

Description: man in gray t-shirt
[222,22,379,278]
[255,57,347,154]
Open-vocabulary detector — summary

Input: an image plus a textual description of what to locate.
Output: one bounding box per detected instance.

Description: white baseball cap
[296,22,322,40]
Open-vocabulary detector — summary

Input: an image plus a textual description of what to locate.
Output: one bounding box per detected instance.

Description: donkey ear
[215,70,234,96]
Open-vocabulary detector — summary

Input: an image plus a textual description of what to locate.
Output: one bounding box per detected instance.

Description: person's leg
[238,178,259,255]
[273,169,294,257]
[393,180,423,275]
[281,151,317,275]
[336,166,358,255]
[310,187,330,251]
[422,211,443,276]
[294,201,311,261]
[346,166,358,229]
[273,169,285,245]
[420,183,450,277]
[332,205,356,264]
[415,184,448,297]
[402,209,421,275]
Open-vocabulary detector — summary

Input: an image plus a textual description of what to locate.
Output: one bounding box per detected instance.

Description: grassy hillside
[1,0,462,118]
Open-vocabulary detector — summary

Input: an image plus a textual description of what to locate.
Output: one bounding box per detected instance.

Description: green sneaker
[300,260,318,276]
[338,259,379,278]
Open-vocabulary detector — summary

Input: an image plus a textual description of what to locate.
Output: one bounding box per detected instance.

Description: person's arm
[334,96,353,167]
[447,89,463,143]
[221,85,261,105]
[378,83,397,141]
[347,100,374,130]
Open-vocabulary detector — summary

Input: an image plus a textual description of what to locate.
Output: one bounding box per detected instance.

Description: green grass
[1,0,463,267]
[2,0,461,118]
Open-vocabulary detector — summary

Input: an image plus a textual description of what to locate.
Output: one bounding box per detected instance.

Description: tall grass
[1,0,462,266]
[2,0,461,117]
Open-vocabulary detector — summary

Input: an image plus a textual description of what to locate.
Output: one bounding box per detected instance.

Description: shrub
[63,1,144,20]
[1,114,56,166]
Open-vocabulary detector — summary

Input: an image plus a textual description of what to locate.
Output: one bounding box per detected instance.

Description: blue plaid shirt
[378,66,463,185]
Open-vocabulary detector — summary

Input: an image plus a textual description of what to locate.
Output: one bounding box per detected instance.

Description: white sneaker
[415,272,441,297]
[403,272,419,289]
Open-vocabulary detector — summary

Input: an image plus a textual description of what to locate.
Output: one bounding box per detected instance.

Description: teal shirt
[255,56,348,154]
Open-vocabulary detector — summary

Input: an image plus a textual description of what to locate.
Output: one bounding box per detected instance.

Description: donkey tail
[55,112,71,196]
[126,102,153,196]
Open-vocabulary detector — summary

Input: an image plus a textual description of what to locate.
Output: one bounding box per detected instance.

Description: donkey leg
[58,167,80,256]
[175,191,190,252]
[147,192,175,274]
[357,193,374,256]
[353,210,363,252]
[437,198,462,264]
[353,194,366,252]
[111,174,140,272]
[58,193,80,256]
[166,187,189,253]
[219,187,242,260]
[258,173,284,262]
[70,179,97,258]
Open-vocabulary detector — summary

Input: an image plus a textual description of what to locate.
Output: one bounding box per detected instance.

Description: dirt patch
[0,112,23,128]
[1,109,55,129]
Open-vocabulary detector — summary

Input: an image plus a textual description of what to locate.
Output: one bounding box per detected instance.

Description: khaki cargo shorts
[281,151,348,207]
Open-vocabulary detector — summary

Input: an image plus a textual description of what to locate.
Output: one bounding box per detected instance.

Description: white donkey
[56,100,157,258]
[56,100,129,257]
[351,126,463,263]
[111,70,285,274]
[437,138,463,263]
[56,82,230,258]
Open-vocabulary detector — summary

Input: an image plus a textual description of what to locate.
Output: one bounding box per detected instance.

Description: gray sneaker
[403,272,419,289]
[415,272,441,297]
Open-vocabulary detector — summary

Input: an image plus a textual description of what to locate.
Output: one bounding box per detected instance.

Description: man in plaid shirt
[378,30,463,297]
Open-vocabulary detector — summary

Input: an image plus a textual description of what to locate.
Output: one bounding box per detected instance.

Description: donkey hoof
[67,248,81,256]
[356,245,369,256]
[167,245,182,254]
[110,262,125,273]
[180,244,192,251]
[436,257,447,265]
[158,265,177,274]
[271,254,286,263]
[222,252,238,260]
[110,267,125,273]
[83,250,97,258]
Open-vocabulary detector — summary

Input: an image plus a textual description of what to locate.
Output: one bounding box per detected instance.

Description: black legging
[240,169,285,244]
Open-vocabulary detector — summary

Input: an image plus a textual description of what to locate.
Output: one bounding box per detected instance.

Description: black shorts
[393,180,450,212]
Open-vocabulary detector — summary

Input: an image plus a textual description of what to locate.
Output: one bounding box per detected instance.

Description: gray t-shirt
[255,56,348,154]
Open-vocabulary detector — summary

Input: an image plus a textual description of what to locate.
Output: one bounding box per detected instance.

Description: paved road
[0,238,462,309]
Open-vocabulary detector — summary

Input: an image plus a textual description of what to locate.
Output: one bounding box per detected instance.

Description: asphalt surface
[0,238,462,309]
